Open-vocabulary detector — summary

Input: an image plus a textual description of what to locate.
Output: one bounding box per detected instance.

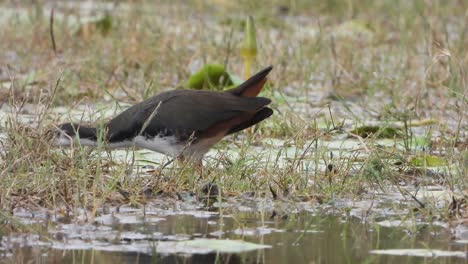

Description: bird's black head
[57,123,80,136]
[51,123,98,146]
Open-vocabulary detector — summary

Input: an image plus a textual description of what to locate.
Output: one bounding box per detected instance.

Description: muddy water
[1,202,466,264]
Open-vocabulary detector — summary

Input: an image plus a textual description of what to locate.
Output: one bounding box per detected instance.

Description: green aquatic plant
[186,64,233,90]
[240,16,257,79]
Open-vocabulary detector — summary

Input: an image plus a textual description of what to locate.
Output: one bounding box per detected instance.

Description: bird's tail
[226,65,273,97]
[226,107,273,135]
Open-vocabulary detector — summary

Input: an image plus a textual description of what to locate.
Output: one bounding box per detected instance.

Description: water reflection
[1,210,466,264]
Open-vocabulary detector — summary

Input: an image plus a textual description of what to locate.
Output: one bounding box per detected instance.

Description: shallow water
[2,198,467,264]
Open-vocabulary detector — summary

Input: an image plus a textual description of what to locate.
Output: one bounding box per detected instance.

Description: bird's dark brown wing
[106,90,270,142]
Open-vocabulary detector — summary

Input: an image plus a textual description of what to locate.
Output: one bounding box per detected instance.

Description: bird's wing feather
[106,90,270,142]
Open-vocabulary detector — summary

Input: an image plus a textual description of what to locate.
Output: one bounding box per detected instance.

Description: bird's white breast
[55,132,212,160]
[133,135,183,158]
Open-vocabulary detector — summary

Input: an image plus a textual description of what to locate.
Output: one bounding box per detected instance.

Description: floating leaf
[187,64,233,90]
[351,126,400,138]
[410,155,447,167]
[370,249,467,258]
[173,239,271,253]
[35,238,271,255]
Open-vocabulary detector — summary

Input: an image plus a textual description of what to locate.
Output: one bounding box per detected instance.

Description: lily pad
[351,126,400,138]
[40,238,270,255]
[410,155,447,167]
[370,249,467,258]
[170,239,271,253]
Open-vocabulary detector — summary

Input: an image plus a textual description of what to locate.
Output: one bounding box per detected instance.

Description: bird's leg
[176,155,185,165]
[148,158,174,177]
[176,155,204,180]
[195,160,204,182]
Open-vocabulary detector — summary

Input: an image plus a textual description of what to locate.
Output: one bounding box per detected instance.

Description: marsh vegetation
[0,1,466,263]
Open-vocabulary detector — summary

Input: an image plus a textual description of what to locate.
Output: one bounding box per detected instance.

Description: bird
[54,66,273,163]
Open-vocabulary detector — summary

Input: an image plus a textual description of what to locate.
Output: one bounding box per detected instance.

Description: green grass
[0,0,466,226]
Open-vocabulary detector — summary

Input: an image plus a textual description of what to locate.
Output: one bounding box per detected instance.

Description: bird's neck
[75,126,98,142]
[58,125,136,149]
[56,125,99,147]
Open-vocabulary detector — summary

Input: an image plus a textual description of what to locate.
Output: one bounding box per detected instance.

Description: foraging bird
[54,66,273,162]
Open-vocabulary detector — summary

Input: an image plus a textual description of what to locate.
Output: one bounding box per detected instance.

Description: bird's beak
[47,125,72,146]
